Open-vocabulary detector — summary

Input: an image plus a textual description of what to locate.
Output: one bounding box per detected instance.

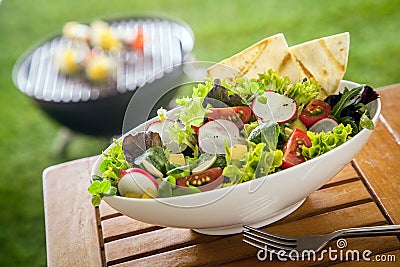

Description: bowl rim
[92,80,382,203]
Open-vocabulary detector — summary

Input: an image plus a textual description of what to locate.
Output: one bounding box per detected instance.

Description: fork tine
[242,238,267,251]
[243,235,293,256]
[243,225,297,242]
[243,237,291,258]
[243,230,296,248]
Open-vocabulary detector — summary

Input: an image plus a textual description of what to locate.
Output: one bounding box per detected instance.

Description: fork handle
[335,225,400,238]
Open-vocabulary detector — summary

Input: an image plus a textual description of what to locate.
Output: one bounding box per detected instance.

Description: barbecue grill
[12,16,195,137]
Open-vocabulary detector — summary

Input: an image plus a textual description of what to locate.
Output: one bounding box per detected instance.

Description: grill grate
[14,18,194,103]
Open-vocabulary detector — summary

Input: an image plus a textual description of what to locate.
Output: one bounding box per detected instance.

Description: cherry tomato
[207,106,252,126]
[191,125,200,134]
[176,167,223,192]
[281,129,311,169]
[299,100,332,128]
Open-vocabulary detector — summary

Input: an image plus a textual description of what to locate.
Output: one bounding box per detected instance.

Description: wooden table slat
[262,180,372,226]
[105,228,218,265]
[99,201,122,220]
[378,84,400,144]
[319,163,360,188]
[354,119,400,225]
[101,215,163,242]
[43,157,102,267]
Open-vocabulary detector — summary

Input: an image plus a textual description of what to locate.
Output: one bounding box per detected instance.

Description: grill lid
[13,17,194,103]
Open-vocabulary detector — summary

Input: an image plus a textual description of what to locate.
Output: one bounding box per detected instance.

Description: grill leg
[52,127,74,157]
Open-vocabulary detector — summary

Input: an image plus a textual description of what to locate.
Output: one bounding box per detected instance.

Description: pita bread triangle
[206,32,350,96]
[206,33,306,83]
[289,32,350,96]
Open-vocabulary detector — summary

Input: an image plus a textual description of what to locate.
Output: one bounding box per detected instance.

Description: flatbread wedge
[290,32,350,96]
[207,33,305,83]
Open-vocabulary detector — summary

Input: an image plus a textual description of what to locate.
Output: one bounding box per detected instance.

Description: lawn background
[0,0,399,265]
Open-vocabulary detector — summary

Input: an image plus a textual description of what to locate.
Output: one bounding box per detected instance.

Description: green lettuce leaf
[330,86,364,121]
[302,124,353,159]
[220,77,265,105]
[256,69,321,107]
[247,121,280,149]
[88,179,117,206]
[328,85,376,133]
[100,139,131,184]
[256,69,291,93]
[359,110,374,130]
[223,142,283,185]
[168,80,213,157]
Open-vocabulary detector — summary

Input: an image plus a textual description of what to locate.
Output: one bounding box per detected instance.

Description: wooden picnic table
[43,84,400,266]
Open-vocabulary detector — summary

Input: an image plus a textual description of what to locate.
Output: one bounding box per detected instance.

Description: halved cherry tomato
[281,129,311,169]
[207,106,252,127]
[191,125,200,134]
[299,100,332,128]
[176,167,223,192]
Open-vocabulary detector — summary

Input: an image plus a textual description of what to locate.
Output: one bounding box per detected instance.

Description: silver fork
[243,224,400,257]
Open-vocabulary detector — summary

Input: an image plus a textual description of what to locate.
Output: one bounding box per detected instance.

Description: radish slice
[308,118,339,133]
[142,158,164,178]
[198,119,242,154]
[192,155,217,174]
[118,168,159,197]
[252,91,297,124]
[146,119,186,153]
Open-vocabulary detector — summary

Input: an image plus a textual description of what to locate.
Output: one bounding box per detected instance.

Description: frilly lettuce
[255,69,291,92]
[89,139,128,205]
[88,179,117,206]
[220,69,321,108]
[257,69,321,107]
[302,124,353,159]
[100,139,131,181]
[223,142,283,185]
[223,121,283,185]
[176,79,213,124]
[220,77,264,104]
[168,80,213,157]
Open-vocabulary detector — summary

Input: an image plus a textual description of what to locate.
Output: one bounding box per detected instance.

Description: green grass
[0,0,399,265]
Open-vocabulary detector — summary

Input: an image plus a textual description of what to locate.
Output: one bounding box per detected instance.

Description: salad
[89,70,379,205]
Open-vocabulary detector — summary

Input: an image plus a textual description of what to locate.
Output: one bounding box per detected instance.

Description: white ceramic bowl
[91,80,381,235]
